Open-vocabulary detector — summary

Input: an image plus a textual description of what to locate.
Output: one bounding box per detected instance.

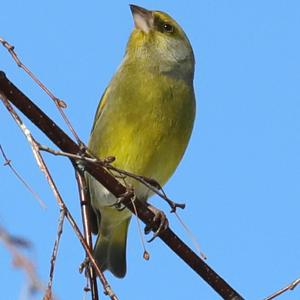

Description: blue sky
[1,1,300,299]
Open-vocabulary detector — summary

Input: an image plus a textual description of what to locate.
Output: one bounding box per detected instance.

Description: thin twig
[44,209,66,300]
[0,144,46,208]
[264,278,300,300]
[0,90,119,300]
[0,36,82,146]
[75,169,99,300]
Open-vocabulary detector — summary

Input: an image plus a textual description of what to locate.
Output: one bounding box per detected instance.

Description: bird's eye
[162,23,174,33]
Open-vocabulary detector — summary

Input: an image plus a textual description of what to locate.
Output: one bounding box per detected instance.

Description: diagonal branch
[0,71,244,300]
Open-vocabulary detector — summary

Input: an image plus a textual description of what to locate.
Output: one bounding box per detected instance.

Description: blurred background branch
[0,224,45,297]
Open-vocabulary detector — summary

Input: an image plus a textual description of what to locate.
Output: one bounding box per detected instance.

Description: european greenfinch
[86,4,196,278]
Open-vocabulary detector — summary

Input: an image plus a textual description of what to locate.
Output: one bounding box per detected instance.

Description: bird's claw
[144,206,169,242]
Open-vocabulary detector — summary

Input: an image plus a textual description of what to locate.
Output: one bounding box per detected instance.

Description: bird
[86,4,196,278]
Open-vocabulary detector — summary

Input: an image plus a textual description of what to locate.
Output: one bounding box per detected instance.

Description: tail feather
[94,217,131,278]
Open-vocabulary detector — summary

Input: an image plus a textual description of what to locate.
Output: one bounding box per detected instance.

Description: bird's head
[125,4,195,79]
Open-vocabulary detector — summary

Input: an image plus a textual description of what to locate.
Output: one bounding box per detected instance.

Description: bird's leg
[144,203,169,242]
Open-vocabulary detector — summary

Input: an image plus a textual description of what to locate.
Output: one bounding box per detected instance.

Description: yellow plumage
[86,5,196,278]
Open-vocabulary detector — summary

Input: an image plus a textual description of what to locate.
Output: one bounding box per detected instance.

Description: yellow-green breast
[89,60,195,198]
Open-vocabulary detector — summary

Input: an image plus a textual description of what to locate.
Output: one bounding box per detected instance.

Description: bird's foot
[144,204,169,242]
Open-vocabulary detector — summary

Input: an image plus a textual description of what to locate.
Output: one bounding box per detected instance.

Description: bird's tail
[94,217,131,278]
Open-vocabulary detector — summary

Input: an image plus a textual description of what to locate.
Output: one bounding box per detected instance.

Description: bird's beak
[130,4,153,33]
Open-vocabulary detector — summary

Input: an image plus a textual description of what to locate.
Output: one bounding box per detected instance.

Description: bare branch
[0,71,244,300]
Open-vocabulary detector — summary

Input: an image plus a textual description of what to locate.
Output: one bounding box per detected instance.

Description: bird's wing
[87,87,110,234]
[90,86,110,134]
